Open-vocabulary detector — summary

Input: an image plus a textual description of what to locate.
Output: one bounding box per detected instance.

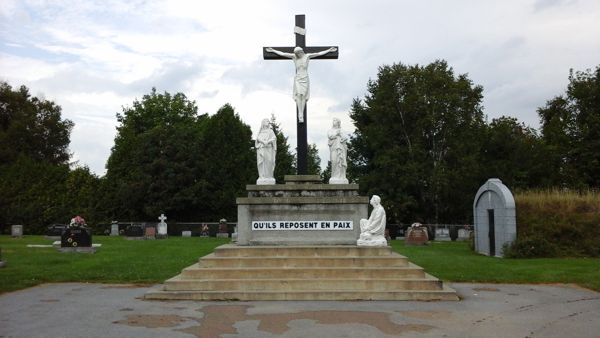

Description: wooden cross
[263,14,339,175]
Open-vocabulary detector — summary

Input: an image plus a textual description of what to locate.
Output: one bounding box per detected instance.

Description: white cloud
[1,0,600,175]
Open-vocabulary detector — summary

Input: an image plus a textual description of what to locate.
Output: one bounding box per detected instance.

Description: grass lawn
[1,236,598,294]
[392,240,600,292]
[0,235,228,294]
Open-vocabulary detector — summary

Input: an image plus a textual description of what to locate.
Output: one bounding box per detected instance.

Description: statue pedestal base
[256,177,276,185]
[329,177,349,184]
[357,236,388,247]
[237,175,368,246]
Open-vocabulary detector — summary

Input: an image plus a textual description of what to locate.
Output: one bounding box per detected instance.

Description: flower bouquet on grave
[69,216,87,229]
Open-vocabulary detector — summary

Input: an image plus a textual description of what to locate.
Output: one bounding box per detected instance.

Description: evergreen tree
[270,115,295,182]
[307,143,322,176]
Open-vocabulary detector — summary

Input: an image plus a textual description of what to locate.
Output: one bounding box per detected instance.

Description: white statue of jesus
[357,195,388,247]
[265,46,337,123]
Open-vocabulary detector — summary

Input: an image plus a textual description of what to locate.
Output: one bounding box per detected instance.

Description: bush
[514,190,600,258]
[503,236,558,258]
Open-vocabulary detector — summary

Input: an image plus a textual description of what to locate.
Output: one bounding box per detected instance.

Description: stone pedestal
[236,175,368,246]
[11,225,23,238]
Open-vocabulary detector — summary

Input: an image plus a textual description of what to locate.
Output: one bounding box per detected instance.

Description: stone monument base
[58,247,97,253]
[237,175,368,246]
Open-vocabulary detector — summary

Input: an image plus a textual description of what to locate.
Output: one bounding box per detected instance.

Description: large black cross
[263,14,339,175]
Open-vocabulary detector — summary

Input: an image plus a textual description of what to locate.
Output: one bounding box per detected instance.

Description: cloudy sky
[1,0,599,176]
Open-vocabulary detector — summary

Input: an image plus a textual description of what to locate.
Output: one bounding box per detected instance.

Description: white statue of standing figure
[256,118,277,185]
[265,46,337,123]
[328,117,349,184]
[357,195,388,247]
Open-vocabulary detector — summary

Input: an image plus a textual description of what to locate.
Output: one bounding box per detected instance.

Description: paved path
[1,283,598,337]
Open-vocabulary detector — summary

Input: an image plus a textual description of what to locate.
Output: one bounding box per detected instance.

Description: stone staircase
[145,245,458,301]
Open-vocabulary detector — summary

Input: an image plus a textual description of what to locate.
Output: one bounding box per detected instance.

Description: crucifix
[263,14,339,175]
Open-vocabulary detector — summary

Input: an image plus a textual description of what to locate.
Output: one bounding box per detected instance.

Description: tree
[0,82,76,232]
[198,104,255,221]
[348,60,486,223]
[539,65,600,187]
[0,82,73,165]
[104,88,206,221]
[0,155,70,233]
[306,143,321,176]
[270,115,295,182]
[481,117,549,189]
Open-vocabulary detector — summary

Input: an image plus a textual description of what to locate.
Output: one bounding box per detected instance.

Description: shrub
[514,189,600,258]
[503,236,558,258]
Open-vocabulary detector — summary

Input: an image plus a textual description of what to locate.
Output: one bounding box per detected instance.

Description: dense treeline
[348,61,600,224]
[1,62,598,233]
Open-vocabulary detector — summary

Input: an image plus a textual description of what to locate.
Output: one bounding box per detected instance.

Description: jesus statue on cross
[265,46,337,123]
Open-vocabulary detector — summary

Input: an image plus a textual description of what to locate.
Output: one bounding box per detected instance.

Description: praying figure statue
[357,195,388,247]
[256,118,277,184]
[265,46,337,123]
[328,117,348,184]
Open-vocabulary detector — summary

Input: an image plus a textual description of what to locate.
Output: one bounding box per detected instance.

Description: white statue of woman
[357,195,388,247]
[256,118,277,185]
[328,117,348,184]
[265,46,337,123]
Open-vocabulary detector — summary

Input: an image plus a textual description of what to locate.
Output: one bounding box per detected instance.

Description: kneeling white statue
[357,195,387,246]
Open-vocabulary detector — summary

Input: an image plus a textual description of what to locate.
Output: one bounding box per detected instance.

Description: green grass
[1,237,599,294]
[0,235,228,294]
[392,240,600,292]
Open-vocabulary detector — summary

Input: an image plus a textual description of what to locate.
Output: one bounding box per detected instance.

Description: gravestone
[405,223,429,245]
[11,225,23,238]
[231,225,238,243]
[125,224,144,239]
[200,224,209,237]
[473,178,516,257]
[60,216,95,253]
[157,214,168,239]
[435,228,450,241]
[145,226,156,240]
[217,219,229,238]
[182,230,192,238]
[0,248,5,268]
[458,228,472,241]
[46,224,66,239]
[110,221,119,236]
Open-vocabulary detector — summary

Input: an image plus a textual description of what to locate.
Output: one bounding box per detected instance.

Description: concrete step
[144,244,459,301]
[163,276,443,291]
[145,286,460,301]
[180,263,426,279]
[213,245,394,257]
[198,254,408,268]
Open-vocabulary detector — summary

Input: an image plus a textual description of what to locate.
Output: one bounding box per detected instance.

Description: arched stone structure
[473,178,516,257]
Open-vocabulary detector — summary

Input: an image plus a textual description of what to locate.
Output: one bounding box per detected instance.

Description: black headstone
[125,224,144,237]
[47,224,67,237]
[61,228,92,248]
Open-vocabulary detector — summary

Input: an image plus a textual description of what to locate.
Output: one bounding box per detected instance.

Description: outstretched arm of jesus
[265,47,294,58]
[307,47,337,59]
